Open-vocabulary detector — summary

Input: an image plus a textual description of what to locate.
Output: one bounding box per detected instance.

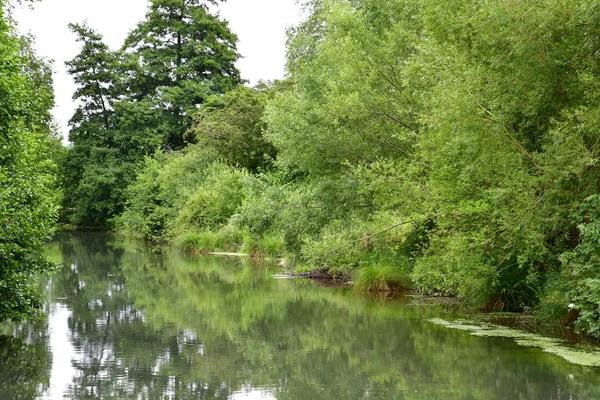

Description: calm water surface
[1,232,599,399]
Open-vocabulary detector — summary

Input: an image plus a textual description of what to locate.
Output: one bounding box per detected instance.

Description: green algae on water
[429,318,600,367]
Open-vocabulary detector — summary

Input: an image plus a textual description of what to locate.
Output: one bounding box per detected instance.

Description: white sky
[41,304,76,400]
[11,0,303,142]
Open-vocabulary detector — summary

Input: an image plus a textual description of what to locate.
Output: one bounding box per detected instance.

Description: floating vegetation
[429,318,600,367]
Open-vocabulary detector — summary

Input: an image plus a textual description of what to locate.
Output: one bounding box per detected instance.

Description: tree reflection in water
[3,231,600,399]
[0,321,51,399]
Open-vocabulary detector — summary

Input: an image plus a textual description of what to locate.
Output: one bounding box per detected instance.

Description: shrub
[121,148,219,240]
[545,195,600,337]
[172,163,248,234]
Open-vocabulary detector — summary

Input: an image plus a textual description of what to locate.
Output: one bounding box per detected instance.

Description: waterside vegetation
[58,0,600,338]
[2,0,600,340]
[0,0,60,322]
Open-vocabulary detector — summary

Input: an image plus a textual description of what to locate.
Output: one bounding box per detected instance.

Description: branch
[435,54,543,174]
[364,55,414,107]
[472,99,543,174]
[324,220,412,255]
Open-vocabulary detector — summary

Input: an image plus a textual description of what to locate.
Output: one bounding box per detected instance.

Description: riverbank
[57,227,596,345]
[27,231,600,398]
[184,240,597,345]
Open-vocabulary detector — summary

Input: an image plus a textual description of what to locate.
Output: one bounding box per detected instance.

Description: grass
[175,231,220,253]
[241,234,264,258]
[240,232,286,259]
[174,224,250,254]
[261,233,285,258]
[353,262,411,292]
[215,224,245,251]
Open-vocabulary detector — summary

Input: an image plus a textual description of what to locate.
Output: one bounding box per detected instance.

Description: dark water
[1,232,599,399]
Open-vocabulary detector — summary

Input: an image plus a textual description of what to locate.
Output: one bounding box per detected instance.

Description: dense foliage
[52,0,600,337]
[0,1,59,321]
[58,0,241,229]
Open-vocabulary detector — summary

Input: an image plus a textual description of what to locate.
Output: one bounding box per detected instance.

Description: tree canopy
[0,0,59,321]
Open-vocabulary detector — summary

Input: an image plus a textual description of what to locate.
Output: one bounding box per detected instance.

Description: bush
[172,163,248,234]
[544,195,600,337]
[120,148,220,240]
[237,173,374,255]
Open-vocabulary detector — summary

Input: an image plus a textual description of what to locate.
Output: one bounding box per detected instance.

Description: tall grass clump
[175,231,221,253]
[174,225,247,254]
[241,233,264,258]
[261,232,286,258]
[353,260,411,292]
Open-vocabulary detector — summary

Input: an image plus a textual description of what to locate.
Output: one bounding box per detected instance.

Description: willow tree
[262,0,600,323]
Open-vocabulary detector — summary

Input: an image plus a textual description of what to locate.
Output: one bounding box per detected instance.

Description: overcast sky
[12,0,304,142]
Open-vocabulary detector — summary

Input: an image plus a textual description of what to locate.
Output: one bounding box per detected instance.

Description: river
[1,232,599,399]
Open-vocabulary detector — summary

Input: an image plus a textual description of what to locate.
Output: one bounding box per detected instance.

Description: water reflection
[0,321,51,399]
[1,231,600,399]
[42,304,76,400]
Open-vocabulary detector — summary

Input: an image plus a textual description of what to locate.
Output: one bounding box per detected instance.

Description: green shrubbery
[543,195,600,336]
[172,163,248,234]
[121,148,248,243]
[114,0,600,337]
[120,148,220,240]
[0,2,60,321]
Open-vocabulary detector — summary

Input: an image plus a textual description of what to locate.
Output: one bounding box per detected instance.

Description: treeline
[58,0,241,228]
[58,0,600,337]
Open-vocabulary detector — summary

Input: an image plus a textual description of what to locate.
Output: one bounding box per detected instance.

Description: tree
[59,24,132,228]
[0,1,58,321]
[264,0,421,174]
[65,22,119,145]
[189,83,278,172]
[122,0,241,149]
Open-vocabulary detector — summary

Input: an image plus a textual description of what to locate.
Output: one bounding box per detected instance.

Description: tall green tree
[122,0,241,149]
[0,1,58,321]
[66,22,118,145]
[59,24,131,228]
[265,0,421,174]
